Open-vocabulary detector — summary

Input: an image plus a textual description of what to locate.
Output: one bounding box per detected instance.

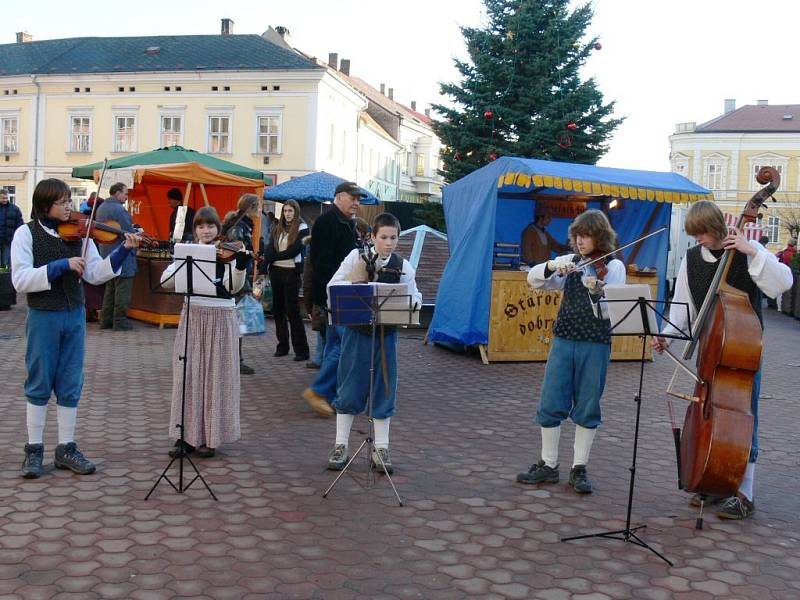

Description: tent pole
[199,183,210,207]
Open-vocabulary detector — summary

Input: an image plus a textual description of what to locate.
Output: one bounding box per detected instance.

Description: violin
[582,250,609,280]
[58,214,156,246]
[214,238,248,263]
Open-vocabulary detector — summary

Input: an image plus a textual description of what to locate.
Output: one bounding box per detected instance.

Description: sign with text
[536,199,587,220]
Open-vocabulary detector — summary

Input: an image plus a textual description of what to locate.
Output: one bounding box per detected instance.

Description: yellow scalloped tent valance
[497,172,712,203]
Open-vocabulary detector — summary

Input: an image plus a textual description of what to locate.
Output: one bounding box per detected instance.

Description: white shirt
[328,248,423,309]
[661,240,792,342]
[11,221,119,293]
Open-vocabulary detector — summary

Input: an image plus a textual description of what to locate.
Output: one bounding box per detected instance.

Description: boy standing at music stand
[325,213,421,474]
[653,200,791,520]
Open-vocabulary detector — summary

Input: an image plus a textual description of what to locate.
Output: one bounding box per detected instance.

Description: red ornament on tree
[489,152,498,161]
[567,121,578,131]
[484,110,494,120]
[594,42,602,50]
[454,152,463,161]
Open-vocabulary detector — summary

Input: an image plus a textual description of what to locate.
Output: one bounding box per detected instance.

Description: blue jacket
[0,202,24,244]
[95,198,137,277]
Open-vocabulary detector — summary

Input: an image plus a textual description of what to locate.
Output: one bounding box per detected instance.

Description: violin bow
[574,226,667,270]
[81,158,109,259]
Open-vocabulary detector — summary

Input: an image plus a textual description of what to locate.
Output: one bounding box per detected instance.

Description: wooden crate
[485,270,658,362]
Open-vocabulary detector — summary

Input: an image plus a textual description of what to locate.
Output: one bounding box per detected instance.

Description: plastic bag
[236,294,266,336]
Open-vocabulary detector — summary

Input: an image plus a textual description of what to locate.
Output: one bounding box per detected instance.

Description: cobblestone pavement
[0,302,799,600]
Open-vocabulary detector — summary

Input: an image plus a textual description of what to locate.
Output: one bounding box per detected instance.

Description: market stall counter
[128,252,183,328]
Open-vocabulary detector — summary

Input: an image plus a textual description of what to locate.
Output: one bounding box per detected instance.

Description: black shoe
[21,443,44,479]
[569,465,593,494]
[274,348,289,357]
[239,362,255,375]
[293,354,310,362]
[195,445,216,458]
[99,322,113,330]
[54,442,96,475]
[168,440,195,458]
[516,460,559,484]
[306,361,321,369]
[113,321,133,331]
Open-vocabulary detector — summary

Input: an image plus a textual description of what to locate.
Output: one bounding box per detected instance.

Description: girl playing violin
[160,207,250,459]
[12,179,141,478]
[653,200,791,519]
[517,209,625,494]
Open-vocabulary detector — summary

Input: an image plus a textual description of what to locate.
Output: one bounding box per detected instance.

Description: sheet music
[601,284,658,336]
[173,243,217,296]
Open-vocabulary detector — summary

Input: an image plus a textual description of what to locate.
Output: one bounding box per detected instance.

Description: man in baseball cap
[334,181,368,198]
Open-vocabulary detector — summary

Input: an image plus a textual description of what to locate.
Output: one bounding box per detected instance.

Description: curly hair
[568,209,617,255]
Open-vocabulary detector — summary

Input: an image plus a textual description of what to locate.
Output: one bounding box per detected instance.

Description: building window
[766,216,780,244]
[416,154,425,177]
[161,115,182,147]
[70,116,92,153]
[401,151,408,175]
[1,185,16,204]
[257,114,280,154]
[113,115,136,152]
[704,162,723,190]
[328,124,335,160]
[1,117,18,153]
[671,154,689,177]
[208,115,231,154]
[70,186,88,204]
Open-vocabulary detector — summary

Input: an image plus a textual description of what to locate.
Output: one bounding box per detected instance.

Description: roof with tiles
[0,34,320,76]
[696,104,800,133]
[340,74,433,129]
[396,226,449,305]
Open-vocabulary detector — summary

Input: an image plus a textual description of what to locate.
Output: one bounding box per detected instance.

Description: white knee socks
[373,418,390,449]
[57,406,77,444]
[573,425,597,467]
[540,425,561,467]
[335,413,355,446]
[26,404,48,444]
[738,462,755,502]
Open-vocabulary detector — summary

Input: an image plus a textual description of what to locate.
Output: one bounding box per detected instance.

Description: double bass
[676,166,779,497]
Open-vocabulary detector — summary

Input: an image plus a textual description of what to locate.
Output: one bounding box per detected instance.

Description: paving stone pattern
[0,303,799,599]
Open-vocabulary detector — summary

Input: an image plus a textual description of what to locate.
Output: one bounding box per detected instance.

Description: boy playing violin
[517,209,625,494]
[12,179,141,478]
[653,200,791,519]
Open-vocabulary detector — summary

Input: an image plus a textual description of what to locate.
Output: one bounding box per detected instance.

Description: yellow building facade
[669,100,800,250]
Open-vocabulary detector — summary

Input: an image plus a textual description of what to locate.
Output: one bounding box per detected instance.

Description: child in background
[325,213,421,474]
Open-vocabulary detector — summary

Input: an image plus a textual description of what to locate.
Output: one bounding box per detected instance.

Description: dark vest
[26,221,85,311]
[686,245,763,327]
[552,256,612,345]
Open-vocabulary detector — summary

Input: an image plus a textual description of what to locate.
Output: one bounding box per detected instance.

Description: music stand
[560,284,691,567]
[322,283,418,506]
[145,245,232,501]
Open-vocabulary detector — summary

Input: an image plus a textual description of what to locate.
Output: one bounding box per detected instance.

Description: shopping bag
[236,294,266,336]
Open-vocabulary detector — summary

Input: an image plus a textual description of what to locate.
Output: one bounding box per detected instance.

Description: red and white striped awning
[724,213,765,241]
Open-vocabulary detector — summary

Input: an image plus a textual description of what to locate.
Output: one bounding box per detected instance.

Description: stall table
[128,256,183,327]
[484,269,658,363]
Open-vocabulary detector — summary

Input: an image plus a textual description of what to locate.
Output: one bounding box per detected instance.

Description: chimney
[275,25,292,46]
[16,31,33,43]
[340,59,350,76]
[328,53,338,70]
[724,99,736,114]
[411,101,417,111]
[424,108,430,117]
[757,99,768,106]
[221,18,234,35]
[388,88,394,100]
[380,83,385,95]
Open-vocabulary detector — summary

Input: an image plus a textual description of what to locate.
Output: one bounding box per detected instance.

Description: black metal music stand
[322,285,416,506]
[560,294,691,567]
[144,253,233,501]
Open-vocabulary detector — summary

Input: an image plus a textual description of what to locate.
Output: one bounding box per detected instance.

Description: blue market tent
[264,171,379,204]
[427,156,711,347]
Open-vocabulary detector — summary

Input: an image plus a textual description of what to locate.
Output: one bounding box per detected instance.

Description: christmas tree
[432,0,623,183]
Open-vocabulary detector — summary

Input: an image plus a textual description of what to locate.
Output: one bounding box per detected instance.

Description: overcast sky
[6,0,800,171]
